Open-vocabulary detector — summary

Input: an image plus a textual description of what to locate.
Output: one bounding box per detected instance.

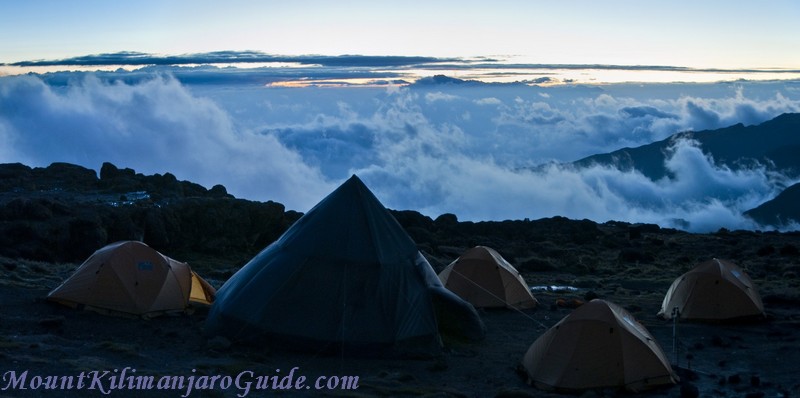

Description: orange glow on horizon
[266,78,408,88]
[3,60,800,87]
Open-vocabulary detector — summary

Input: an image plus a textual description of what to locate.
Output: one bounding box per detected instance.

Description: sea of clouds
[1,70,799,232]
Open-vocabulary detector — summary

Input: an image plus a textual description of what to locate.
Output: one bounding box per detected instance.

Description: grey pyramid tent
[522,299,677,392]
[658,258,765,321]
[205,175,485,356]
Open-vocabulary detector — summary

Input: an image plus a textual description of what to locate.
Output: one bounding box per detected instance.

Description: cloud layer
[0,74,334,209]
[2,71,800,232]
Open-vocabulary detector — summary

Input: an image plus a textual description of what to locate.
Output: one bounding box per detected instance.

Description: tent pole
[672,307,680,368]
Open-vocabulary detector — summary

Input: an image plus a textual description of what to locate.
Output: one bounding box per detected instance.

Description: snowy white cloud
[2,71,800,232]
[0,74,334,208]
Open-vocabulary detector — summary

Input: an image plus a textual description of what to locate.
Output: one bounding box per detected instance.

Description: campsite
[1,164,800,397]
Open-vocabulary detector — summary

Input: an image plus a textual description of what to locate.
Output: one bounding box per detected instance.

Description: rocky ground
[1,162,799,397]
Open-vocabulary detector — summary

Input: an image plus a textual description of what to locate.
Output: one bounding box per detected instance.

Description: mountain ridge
[569,112,800,228]
[572,112,800,181]
[744,182,800,228]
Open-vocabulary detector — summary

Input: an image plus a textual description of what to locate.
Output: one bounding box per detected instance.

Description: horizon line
[5,51,800,74]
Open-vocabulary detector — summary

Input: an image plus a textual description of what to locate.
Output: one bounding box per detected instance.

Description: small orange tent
[47,241,216,317]
[522,299,677,392]
[658,258,764,321]
[438,246,538,309]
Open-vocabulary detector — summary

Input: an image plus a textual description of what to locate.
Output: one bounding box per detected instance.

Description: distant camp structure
[658,258,765,321]
[205,175,485,357]
[438,245,538,309]
[47,241,216,317]
[522,299,677,392]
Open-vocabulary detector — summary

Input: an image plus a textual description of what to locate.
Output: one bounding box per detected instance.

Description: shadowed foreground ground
[1,228,798,398]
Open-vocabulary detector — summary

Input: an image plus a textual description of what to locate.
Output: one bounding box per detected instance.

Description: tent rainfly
[204,175,486,357]
[439,246,538,309]
[658,258,765,321]
[522,299,678,392]
[47,240,216,317]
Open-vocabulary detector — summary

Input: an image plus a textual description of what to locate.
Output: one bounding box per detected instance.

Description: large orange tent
[438,246,538,309]
[47,241,216,317]
[658,258,765,321]
[522,299,677,392]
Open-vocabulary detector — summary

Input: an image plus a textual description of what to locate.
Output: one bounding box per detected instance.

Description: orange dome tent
[438,246,538,309]
[658,258,765,321]
[47,241,215,317]
[522,299,677,392]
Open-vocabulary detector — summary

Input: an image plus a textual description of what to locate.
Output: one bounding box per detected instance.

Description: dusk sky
[2,1,799,69]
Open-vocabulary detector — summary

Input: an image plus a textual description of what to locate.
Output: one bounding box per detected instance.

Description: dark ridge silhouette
[744,182,800,228]
[0,161,682,268]
[408,75,484,87]
[572,113,800,181]
[409,74,527,87]
[0,162,298,263]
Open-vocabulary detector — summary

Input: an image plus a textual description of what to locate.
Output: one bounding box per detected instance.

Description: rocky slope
[0,162,298,267]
